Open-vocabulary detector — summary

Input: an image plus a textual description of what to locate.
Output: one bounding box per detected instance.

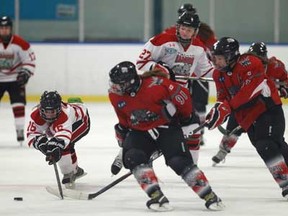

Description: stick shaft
[53,162,64,199]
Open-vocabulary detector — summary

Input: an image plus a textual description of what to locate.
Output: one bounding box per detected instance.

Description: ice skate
[204,191,225,211]
[282,185,288,200]
[111,150,123,175]
[146,190,173,212]
[62,167,87,189]
[212,148,228,166]
[16,129,24,146]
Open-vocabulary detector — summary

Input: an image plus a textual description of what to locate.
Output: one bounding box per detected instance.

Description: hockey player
[206,37,288,199]
[26,91,90,189]
[0,16,36,144]
[135,11,214,165]
[108,61,224,211]
[164,3,217,145]
[211,42,288,166]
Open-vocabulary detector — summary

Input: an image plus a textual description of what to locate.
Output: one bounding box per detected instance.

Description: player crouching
[26,91,90,189]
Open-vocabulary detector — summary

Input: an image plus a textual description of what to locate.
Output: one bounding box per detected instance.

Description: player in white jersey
[26,91,90,189]
[136,11,214,165]
[0,16,36,144]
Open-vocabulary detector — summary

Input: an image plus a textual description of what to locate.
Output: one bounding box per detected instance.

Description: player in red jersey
[108,61,224,211]
[206,37,288,199]
[26,91,90,189]
[211,42,288,167]
[0,16,36,144]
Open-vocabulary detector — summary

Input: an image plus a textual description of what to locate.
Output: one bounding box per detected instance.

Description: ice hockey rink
[1,102,288,216]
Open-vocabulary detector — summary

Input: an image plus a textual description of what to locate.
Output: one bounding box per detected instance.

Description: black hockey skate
[62,167,87,189]
[212,148,228,166]
[146,190,173,212]
[282,185,288,200]
[204,191,225,211]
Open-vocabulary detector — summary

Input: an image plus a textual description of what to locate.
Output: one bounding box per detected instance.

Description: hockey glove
[45,137,65,165]
[279,86,288,98]
[114,123,129,147]
[17,69,31,86]
[206,101,231,130]
[32,135,48,155]
[162,100,176,121]
[154,61,175,81]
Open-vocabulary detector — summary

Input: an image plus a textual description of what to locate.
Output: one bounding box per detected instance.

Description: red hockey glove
[154,61,175,81]
[279,86,288,98]
[45,138,65,165]
[114,124,129,147]
[206,101,231,130]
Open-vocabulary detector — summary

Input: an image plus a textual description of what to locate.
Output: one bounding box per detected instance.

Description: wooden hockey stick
[175,75,214,82]
[53,162,64,199]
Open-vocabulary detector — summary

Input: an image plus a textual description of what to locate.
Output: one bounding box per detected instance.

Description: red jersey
[109,76,192,131]
[266,56,288,85]
[213,54,282,131]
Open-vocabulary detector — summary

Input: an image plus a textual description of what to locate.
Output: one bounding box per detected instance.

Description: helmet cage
[40,91,62,123]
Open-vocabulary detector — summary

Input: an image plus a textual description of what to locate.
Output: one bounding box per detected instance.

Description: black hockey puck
[14,197,23,201]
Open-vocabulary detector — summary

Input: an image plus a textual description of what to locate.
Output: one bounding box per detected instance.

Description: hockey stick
[62,151,162,200]
[217,125,242,136]
[53,162,64,199]
[175,75,214,82]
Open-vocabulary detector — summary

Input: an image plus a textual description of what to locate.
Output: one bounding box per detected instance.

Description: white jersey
[136,33,214,86]
[0,35,36,82]
[26,102,90,148]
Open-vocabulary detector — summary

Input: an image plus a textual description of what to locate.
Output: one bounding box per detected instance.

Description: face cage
[40,108,61,123]
[109,78,137,94]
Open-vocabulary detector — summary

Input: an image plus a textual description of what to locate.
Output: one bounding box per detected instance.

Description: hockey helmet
[40,91,62,123]
[248,42,268,63]
[212,37,240,71]
[177,3,197,15]
[109,61,141,96]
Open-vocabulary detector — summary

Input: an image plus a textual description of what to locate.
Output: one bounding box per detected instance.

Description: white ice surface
[1,102,288,216]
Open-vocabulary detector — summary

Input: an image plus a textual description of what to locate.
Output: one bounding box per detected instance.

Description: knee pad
[123,149,148,170]
[167,156,192,175]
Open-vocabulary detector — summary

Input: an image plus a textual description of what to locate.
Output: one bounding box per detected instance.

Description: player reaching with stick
[26,91,90,189]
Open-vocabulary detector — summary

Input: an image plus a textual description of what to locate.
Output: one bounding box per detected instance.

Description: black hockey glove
[45,137,65,165]
[32,135,48,155]
[17,69,31,86]
[114,124,129,147]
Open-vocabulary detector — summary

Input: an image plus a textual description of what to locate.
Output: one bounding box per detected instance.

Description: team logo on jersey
[148,77,163,87]
[175,53,194,65]
[240,56,251,67]
[130,109,159,125]
[165,47,177,54]
[117,100,126,109]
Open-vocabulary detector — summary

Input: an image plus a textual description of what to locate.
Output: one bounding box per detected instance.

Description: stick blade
[46,186,64,199]
[64,189,90,200]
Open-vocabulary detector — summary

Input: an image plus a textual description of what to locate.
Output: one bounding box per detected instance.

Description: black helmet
[0,16,13,27]
[248,42,268,63]
[177,11,200,29]
[40,91,62,123]
[109,61,140,96]
[177,3,197,15]
[212,37,240,71]
[0,16,13,44]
